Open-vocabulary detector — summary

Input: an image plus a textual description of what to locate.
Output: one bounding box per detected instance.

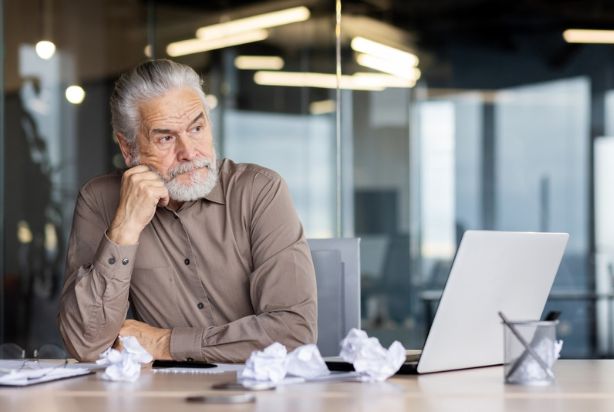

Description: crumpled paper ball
[240,342,331,384]
[286,344,330,379]
[508,339,564,385]
[239,342,288,383]
[340,328,405,382]
[97,336,153,382]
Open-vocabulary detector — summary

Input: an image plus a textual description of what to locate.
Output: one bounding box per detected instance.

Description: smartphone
[152,360,217,369]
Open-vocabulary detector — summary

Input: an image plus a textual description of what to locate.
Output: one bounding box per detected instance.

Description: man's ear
[116,133,135,166]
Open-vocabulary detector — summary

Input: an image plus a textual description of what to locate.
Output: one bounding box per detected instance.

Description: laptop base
[325,360,420,375]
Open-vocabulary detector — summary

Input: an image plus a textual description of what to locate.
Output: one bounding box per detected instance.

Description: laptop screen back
[418,231,568,373]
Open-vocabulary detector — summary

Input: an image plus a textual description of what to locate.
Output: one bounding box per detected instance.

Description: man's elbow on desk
[62,338,108,362]
[58,321,114,362]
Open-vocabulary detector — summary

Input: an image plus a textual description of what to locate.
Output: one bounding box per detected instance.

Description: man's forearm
[107,222,141,245]
[58,271,130,361]
[59,234,138,361]
[170,306,316,363]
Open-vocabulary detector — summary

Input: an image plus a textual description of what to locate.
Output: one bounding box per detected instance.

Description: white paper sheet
[0,360,91,386]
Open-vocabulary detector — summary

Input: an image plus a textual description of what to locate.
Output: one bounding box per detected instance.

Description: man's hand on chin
[119,319,172,360]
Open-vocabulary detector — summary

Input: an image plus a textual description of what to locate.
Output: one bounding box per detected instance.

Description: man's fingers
[148,186,169,203]
[125,165,150,174]
[158,190,170,208]
[126,171,164,185]
[125,174,167,197]
[123,165,150,177]
[122,319,139,327]
[123,165,167,186]
[112,165,169,243]
[142,177,166,186]
[131,176,166,189]
[119,319,139,336]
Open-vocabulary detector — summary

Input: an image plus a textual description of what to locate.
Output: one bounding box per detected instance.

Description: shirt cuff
[93,233,139,281]
[170,327,204,361]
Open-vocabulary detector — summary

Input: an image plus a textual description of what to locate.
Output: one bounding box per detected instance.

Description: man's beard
[130,151,218,202]
[164,156,218,201]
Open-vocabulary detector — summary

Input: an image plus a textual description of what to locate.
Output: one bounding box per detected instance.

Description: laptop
[326,230,569,374]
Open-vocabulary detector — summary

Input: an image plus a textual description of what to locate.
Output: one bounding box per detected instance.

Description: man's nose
[176,134,197,161]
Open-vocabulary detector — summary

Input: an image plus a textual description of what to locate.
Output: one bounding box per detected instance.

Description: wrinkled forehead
[138,87,207,130]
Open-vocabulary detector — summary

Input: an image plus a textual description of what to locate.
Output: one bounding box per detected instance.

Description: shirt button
[108,257,116,265]
[173,214,179,220]
[121,258,129,265]
[184,258,190,265]
[197,302,204,309]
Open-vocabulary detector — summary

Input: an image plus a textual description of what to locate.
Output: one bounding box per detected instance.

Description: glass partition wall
[1,0,613,358]
[2,0,151,352]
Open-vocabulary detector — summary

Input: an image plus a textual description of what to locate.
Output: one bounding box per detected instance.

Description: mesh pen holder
[503,319,561,385]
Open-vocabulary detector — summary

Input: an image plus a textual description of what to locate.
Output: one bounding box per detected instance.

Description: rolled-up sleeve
[58,186,137,361]
[169,171,317,363]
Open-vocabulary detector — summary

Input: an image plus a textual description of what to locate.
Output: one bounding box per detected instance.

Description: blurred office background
[2,0,614,358]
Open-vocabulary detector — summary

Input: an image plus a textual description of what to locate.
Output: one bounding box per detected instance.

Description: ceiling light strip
[167,30,268,57]
[351,36,419,67]
[196,6,310,40]
[235,55,285,70]
[356,54,421,81]
[563,29,614,44]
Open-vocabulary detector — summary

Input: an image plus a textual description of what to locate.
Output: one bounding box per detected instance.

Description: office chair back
[307,238,361,357]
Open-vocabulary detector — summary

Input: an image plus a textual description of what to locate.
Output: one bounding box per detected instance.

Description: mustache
[166,157,214,180]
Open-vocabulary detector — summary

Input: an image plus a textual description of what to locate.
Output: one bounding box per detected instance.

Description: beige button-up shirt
[58,159,317,362]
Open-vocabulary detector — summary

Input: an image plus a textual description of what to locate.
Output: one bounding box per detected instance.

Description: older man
[58,59,317,363]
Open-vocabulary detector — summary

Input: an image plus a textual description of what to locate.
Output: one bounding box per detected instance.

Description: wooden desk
[2,360,614,412]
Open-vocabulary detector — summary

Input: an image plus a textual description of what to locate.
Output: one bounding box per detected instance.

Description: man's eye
[158,135,174,144]
[191,125,203,133]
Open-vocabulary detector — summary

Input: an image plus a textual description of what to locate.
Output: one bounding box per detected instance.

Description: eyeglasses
[0,343,67,360]
[0,343,69,382]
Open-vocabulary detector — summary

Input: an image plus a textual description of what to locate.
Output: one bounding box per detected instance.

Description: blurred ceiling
[5,0,614,92]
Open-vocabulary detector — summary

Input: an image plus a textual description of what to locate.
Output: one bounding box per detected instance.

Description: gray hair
[110,59,208,145]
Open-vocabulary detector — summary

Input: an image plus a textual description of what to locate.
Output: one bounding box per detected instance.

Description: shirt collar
[167,160,226,211]
[203,178,225,205]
